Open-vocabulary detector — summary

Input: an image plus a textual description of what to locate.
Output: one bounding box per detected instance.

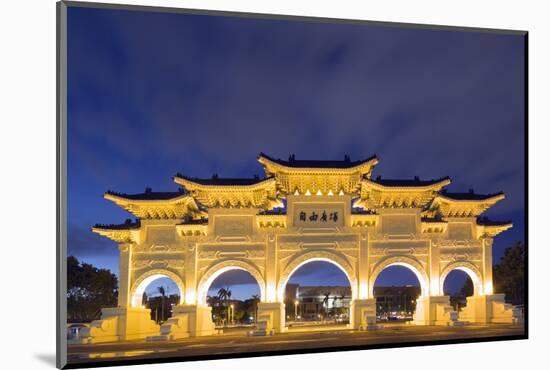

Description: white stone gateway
[73,153,520,344]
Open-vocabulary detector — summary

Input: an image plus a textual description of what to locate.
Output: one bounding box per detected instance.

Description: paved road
[67,323,525,365]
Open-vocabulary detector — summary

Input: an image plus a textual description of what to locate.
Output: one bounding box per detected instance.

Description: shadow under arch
[196,259,266,305]
[277,250,358,302]
[130,269,185,308]
[439,261,483,296]
[370,256,429,298]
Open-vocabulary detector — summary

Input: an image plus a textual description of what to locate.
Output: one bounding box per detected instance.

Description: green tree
[67,256,118,322]
[251,294,260,323]
[460,278,474,297]
[207,295,223,324]
[494,241,525,305]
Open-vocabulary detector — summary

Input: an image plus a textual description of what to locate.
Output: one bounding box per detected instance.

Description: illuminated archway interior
[202,268,262,326]
[131,274,184,308]
[371,262,429,299]
[372,265,422,318]
[284,260,352,323]
[443,269,478,298]
[198,266,264,306]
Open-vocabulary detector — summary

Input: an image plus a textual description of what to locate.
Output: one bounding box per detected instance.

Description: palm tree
[217,287,228,301]
[217,287,232,325]
[158,286,167,323]
[207,295,223,325]
[226,288,233,324]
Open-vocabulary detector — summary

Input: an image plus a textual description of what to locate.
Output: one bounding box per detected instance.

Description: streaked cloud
[66,7,525,281]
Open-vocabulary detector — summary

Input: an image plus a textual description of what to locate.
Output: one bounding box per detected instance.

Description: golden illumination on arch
[104,192,203,219]
[355,177,451,209]
[92,219,141,243]
[82,153,520,344]
[92,226,139,243]
[425,192,505,218]
[477,222,513,237]
[174,175,282,209]
[258,153,379,195]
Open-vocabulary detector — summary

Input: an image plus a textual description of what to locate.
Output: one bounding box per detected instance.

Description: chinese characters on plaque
[298,210,339,223]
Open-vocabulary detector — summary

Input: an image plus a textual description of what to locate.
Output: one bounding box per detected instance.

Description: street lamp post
[230,304,234,325]
[294,300,299,321]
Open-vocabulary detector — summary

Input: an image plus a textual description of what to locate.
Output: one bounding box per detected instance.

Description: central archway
[283,260,353,324]
[277,250,358,302]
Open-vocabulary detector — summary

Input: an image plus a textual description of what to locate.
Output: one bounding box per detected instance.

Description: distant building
[284,284,352,321]
[285,284,421,320]
[284,283,299,305]
[374,286,421,315]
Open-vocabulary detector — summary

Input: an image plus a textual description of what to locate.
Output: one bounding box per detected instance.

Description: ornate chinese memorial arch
[79,153,518,343]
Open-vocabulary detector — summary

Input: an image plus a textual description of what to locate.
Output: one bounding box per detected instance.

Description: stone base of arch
[154,305,216,340]
[70,307,159,344]
[459,294,523,324]
[256,302,285,334]
[413,296,459,326]
[350,299,379,330]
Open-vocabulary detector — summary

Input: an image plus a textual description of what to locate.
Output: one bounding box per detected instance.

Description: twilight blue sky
[67,6,525,300]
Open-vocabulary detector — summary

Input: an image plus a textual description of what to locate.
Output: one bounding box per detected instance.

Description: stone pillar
[154,304,216,340]
[459,294,521,324]
[482,238,494,295]
[358,232,370,299]
[184,242,198,304]
[255,233,283,335]
[265,233,278,302]
[72,307,159,344]
[428,240,441,296]
[350,299,378,330]
[256,302,285,334]
[413,296,457,326]
[117,243,133,308]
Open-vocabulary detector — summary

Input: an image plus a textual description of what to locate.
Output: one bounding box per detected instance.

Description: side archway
[277,250,358,302]
[439,261,483,296]
[370,256,429,298]
[196,259,266,305]
[130,269,185,308]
